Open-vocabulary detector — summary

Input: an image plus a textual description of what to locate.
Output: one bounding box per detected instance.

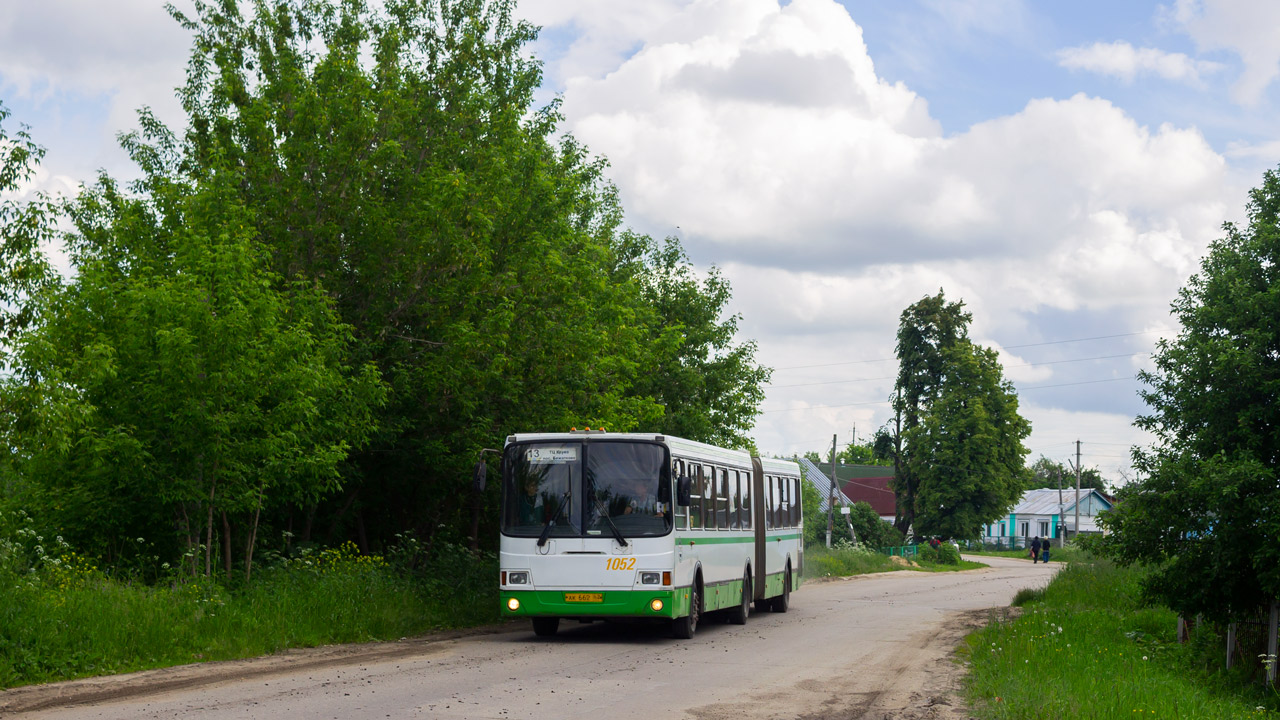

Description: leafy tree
[888,291,972,535]
[848,501,903,548]
[0,117,386,578]
[0,103,56,348]
[838,441,891,466]
[624,237,769,449]
[1025,455,1106,493]
[1097,167,1280,622]
[905,340,1030,541]
[156,0,767,552]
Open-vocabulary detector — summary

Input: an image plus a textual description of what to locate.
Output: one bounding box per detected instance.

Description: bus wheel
[727,571,750,625]
[672,584,700,639]
[770,567,791,613]
[532,617,560,637]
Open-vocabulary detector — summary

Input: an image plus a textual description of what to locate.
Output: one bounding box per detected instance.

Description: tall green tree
[888,291,972,535]
[161,0,767,551]
[1097,167,1280,621]
[904,340,1030,540]
[1,116,385,577]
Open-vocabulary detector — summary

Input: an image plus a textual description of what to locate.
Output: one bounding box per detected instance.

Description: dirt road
[3,555,1051,719]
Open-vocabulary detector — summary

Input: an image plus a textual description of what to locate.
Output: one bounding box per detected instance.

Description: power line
[765,352,1147,389]
[772,330,1158,372]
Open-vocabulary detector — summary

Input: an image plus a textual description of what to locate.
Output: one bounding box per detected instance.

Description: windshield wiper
[537,490,571,548]
[592,497,629,548]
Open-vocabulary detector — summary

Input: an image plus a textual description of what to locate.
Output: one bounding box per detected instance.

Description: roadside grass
[962,558,1280,719]
[0,541,499,689]
[804,542,987,579]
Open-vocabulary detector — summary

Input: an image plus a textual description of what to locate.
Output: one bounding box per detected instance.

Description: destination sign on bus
[526,446,578,464]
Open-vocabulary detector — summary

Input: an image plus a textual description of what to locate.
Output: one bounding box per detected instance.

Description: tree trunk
[244,477,268,583]
[222,511,233,580]
[205,480,216,578]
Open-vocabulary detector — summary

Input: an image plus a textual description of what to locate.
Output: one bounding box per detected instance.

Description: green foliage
[1098,166,1280,622]
[1026,455,1107,493]
[0,518,497,689]
[889,291,1031,541]
[0,121,387,576]
[803,541,896,578]
[838,441,891,466]
[154,0,768,553]
[964,559,1277,719]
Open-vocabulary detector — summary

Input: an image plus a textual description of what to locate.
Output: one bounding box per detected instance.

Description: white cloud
[1056,41,1224,86]
[529,0,1236,471]
[1163,0,1280,106]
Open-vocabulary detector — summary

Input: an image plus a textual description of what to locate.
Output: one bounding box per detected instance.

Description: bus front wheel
[532,617,560,637]
[672,584,700,639]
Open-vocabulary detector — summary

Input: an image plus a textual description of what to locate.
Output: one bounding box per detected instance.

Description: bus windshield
[501,440,671,538]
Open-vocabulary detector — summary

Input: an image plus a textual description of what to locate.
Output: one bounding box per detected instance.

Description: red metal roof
[839,474,896,517]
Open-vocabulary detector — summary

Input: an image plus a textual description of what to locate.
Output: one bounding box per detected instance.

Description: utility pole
[1074,440,1082,543]
[1057,467,1064,548]
[827,434,837,548]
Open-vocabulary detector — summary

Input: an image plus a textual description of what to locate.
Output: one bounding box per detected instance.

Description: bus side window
[673,459,687,530]
[702,466,715,530]
[741,470,752,530]
[791,477,801,526]
[718,468,729,529]
[775,476,784,528]
[689,463,703,529]
[780,476,790,528]
[764,475,774,529]
[730,470,741,530]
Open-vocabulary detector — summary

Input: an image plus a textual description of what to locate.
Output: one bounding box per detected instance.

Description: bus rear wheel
[769,566,791,613]
[532,617,560,637]
[672,584,700,639]
[726,571,750,625]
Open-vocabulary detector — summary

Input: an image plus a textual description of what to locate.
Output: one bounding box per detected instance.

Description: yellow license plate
[565,593,603,603]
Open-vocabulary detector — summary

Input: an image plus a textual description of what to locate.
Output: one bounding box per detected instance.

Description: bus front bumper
[501,588,689,619]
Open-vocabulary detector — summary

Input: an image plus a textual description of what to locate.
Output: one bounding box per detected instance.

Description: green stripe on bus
[675,532,802,545]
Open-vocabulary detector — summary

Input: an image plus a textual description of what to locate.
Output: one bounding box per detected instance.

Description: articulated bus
[498,430,803,639]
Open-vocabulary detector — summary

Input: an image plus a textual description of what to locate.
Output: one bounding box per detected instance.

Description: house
[980,487,1113,547]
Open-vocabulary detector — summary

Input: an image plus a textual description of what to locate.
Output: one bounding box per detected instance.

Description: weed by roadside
[962,559,1279,719]
[0,512,498,689]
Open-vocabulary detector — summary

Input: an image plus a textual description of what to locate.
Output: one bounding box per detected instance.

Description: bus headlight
[650,599,664,612]
[640,572,660,585]
[507,597,520,611]
[508,571,529,585]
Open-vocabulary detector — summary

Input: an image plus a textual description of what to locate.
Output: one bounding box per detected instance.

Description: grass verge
[0,542,498,689]
[961,558,1280,719]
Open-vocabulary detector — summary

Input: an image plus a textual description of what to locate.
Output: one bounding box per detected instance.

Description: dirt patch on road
[0,621,521,715]
[689,607,1017,720]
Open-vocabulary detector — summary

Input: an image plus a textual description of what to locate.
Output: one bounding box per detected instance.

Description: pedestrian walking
[1030,536,1042,563]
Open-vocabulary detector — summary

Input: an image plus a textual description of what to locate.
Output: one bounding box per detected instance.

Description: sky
[3,0,1279,485]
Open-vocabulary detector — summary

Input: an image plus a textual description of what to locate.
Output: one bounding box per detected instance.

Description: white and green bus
[498,430,803,638]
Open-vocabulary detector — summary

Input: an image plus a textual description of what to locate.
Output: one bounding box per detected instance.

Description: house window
[1020,521,1029,537]
[1039,521,1049,537]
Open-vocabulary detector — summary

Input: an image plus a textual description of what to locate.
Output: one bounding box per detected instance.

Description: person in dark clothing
[1031,536,1042,563]
[1041,542,1051,563]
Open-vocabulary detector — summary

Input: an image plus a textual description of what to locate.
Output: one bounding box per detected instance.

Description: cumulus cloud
[527,0,1235,467]
[1056,41,1224,85]
[1162,0,1280,106]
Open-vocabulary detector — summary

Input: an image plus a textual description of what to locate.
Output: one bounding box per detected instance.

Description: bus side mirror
[473,461,487,493]
[676,475,692,507]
